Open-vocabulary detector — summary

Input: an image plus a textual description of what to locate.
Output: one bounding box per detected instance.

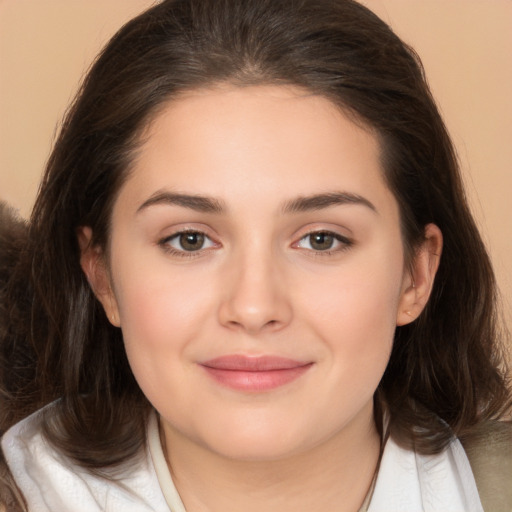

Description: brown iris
[179,232,205,251]
[309,232,335,251]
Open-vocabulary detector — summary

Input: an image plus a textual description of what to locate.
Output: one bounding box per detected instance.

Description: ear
[77,226,121,327]
[396,223,443,326]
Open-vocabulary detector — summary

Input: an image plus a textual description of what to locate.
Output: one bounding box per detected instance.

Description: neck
[161,403,381,512]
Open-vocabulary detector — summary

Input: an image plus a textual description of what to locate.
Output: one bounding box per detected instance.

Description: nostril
[263,319,281,330]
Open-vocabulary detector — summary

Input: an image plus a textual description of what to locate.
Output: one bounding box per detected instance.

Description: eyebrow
[136,190,377,215]
[282,192,377,214]
[137,191,225,214]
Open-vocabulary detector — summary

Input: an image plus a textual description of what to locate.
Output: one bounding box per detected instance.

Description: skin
[80,85,442,512]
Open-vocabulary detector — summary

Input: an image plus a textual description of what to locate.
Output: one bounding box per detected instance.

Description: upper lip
[200,355,311,371]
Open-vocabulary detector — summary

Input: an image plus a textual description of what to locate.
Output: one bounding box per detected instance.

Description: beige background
[0,0,511,331]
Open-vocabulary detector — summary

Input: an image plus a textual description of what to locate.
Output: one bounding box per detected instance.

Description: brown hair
[1,0,510,489]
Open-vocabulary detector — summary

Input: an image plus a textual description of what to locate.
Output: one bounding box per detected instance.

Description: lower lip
[201,364,313,392]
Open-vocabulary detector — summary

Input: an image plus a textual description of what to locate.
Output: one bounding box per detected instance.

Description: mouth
[199,355,313,392]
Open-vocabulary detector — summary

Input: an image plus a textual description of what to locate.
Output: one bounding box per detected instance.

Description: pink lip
[199,355,313,392]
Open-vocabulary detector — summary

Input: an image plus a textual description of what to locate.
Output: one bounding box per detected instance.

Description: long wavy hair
[1,0,510,498]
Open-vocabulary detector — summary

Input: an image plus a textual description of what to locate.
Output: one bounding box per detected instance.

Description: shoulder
[461,420,512,512]
[1,404,169,512]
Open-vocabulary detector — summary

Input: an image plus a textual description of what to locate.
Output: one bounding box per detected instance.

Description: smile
[199,355,314,392]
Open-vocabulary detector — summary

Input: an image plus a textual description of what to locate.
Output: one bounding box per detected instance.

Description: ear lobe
[77,226,121,327]
[396,223,443,326]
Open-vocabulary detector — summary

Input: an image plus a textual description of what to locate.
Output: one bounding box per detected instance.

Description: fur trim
[0,203,28,342]
[0,203,27,291]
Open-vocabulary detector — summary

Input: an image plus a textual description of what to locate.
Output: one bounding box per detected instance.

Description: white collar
[2,406,169,512]
[3,406,483,512]
[368,433,483,511]
[147,412,186,512]
[148,411,483,512]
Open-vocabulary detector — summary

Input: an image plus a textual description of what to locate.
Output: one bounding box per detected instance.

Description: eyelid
[158,227,220,258]
[156,222,219,244]
[291,228,353,254]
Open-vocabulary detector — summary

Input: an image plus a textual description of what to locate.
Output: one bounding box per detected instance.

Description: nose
[217,249,293,334]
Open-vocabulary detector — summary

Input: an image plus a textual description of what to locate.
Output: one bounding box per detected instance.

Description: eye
[161,231,216,253]
[296,231,352,252]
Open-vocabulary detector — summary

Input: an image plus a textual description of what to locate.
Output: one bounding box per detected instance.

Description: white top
[2,406,484,512]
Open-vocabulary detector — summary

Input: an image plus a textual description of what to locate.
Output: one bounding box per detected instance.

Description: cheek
[118,280,207,341]
[110,253,216,376]
[304,252,403,327]
[110,264,220,421]
[299,247,404,373]
[310,287,397,377]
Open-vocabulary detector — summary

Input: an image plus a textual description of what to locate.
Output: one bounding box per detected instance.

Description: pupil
[180,232,204,251]
[310,233,333,250]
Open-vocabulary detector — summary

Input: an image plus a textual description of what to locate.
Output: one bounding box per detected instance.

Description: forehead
[117,85,397,220]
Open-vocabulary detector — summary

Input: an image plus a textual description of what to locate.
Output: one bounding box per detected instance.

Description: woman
[1,0,510,510]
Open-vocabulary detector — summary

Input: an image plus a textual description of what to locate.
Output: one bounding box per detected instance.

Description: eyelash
[158,229,218,259]
[294,230,353,257]
[158,229,353,259]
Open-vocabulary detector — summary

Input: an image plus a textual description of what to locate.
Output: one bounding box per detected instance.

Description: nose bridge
[218,240,292,333]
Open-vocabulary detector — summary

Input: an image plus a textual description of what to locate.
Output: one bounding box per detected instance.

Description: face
[82,85,438,461]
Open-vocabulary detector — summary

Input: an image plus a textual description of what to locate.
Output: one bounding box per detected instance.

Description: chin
[210,436,305,462]
[193,415,318,462]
